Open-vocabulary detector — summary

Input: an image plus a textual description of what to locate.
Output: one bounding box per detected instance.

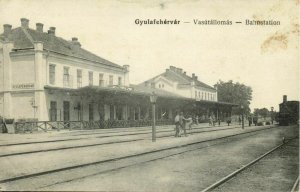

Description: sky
[0,0,299,111]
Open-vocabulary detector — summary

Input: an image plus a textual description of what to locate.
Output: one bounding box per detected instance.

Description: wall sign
[12,83,34,89]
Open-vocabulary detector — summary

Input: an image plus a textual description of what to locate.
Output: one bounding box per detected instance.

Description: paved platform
[0,124,284,181]
[0,124,297,191]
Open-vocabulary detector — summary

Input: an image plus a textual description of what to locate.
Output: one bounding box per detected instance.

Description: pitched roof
[0,27,123,69]
[44,84,187,100]
[141,67,216,91]
[130,84,186,99]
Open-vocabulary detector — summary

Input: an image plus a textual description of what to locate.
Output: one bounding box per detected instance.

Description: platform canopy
[44,85,237,107]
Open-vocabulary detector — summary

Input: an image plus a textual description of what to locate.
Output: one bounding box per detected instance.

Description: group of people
[174,112,193,137]
[248,115,259,126]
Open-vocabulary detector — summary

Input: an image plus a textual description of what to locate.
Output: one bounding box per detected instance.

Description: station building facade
[0,18,235,129]
[0,18,131,122]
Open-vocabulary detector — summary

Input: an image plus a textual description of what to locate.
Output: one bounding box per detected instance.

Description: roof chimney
[177,68,183,73]
[48,27,56,35]
[183,71,186,75]
[123,64,129,72]
[3,24,12,36]
[21,18,29,28]
[71,37,81,51]
[72,37,78,42]
[36,23,43,32]
[192,73,195,78]
[170,66,176,71]
[283,95,287,103]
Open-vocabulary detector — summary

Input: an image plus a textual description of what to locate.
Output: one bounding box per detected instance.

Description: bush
[257,122,264,126]
[266,122,271,125]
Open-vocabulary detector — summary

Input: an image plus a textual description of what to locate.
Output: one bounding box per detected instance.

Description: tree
[214,80,253,115]
[253,108,270,119]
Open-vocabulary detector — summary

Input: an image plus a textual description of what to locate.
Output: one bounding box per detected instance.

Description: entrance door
[63,101,70,122]
[50,101,57,121]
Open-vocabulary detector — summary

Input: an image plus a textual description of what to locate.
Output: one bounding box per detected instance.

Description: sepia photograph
[0,0,299,191]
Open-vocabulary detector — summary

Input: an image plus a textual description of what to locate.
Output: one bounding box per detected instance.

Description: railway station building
[140,66,234,121]
[0,18,235,130]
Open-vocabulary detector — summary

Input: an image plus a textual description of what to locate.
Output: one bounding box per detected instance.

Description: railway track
[200,136,299,192]
[290,176,299,192]
[0,125,275,158]
[0,125,285,189]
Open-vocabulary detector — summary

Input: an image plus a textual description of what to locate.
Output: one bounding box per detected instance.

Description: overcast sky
[0,0,298,111]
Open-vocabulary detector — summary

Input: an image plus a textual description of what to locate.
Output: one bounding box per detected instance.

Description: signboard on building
[12,83,34,89]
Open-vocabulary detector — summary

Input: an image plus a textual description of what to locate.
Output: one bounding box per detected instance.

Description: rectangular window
[63,67,70,87]
[195,91,197,98]
[49,64,55,85]
[109,75,113,86]
[89,103,94,121]
[118,77,122,86]
[99,73,104,87]
[89,71,93,86]
[198,92,201,98]
[77,69,82,88]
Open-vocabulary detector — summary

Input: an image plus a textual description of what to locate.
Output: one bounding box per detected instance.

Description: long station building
[0,18,235,129]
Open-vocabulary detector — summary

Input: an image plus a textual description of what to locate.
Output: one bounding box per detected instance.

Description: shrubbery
[257,122,264,126]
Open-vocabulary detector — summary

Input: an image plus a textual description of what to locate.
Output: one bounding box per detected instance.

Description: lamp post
[271,106,274,125]
[241,105,244,129]
[150,92,158,142]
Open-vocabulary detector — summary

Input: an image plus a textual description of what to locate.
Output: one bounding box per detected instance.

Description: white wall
[11,92,35,119]
[11,55,35,85]
[46,55,126,89]
[153,78,174,93]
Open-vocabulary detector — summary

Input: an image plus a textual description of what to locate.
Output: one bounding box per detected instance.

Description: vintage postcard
[0,0,299,191]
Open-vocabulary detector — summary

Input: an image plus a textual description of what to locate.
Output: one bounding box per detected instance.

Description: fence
[14,119,174,133]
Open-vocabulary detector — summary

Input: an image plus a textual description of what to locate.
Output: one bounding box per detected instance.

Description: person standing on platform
[195,115,199,125]
[185,115,193,130]
[209,115,214,127]
[253,116,258,126]
[174,112,180,137]
[179,112,187,137]
[248,115,252,127]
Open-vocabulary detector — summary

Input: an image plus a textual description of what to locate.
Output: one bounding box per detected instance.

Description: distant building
[139,66,234,121]
[141,66,218,101]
